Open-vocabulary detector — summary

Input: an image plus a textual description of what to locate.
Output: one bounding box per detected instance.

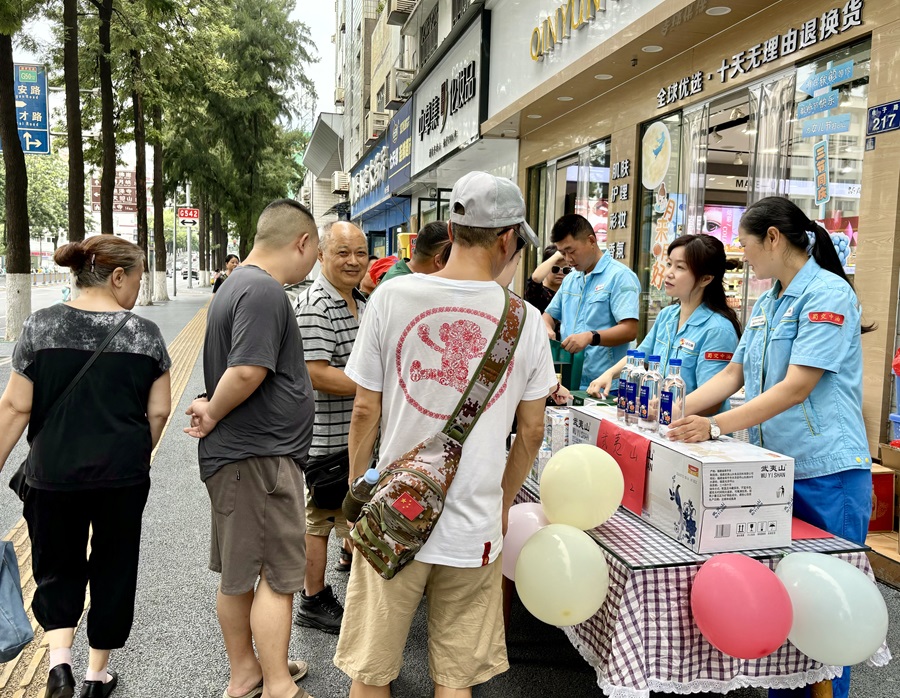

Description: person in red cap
[367,256,399,288]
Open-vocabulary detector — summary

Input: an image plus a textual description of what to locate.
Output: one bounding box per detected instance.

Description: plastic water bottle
[625,352,646,426]
[342,466,380,522]
[617,351,634,422]
[639,355,662,432]
[659,359,686,435]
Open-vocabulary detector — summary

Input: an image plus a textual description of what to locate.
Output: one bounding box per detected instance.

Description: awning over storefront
[303,113,344,179]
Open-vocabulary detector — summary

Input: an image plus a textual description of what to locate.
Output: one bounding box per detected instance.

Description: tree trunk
[203,194,211,275]
[64,0,85,243]
[98,0,115,235]
[131,48,151,305]
[213,209,224,270]
[0,33,32,340]
[151,103,168,301]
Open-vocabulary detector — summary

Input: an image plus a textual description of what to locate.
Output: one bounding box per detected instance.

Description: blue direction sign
[1,63,50,155]
[801,113,851,139]
[797,90,840,120]
[866,100,900,136]
[799,60,854,96]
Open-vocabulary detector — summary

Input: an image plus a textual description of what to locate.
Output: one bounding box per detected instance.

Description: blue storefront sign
[800,113,851,139]
[799,60,854,96]
[350,135,390,219]
[797,90,839,120]
[388,100,412,192]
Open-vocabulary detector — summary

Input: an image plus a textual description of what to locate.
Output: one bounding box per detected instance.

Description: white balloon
[540,444,624,530]
[775,552,888,666]
[515,524,610,626]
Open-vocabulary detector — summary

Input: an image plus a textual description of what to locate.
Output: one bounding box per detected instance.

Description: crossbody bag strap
[442,290,525,445]
[38,312,133,431]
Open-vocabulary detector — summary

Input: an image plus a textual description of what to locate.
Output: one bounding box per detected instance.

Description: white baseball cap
[448,171,539,248]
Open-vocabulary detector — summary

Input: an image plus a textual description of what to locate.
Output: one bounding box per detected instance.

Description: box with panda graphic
[644,437,795,554]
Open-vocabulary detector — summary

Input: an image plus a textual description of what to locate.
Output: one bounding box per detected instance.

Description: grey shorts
[206,456,307,595]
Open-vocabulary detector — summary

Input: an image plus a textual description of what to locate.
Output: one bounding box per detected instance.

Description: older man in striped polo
[294,221,369,634]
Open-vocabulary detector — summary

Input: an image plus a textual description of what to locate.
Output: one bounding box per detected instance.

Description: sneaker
[334,549,352,573]
[294,585,343,634]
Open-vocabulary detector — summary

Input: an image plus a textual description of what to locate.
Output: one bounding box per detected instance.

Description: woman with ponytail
[667,196,874,698]
[587,234,740,413]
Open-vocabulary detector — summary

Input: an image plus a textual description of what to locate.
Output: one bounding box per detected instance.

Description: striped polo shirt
[294,274,366,459]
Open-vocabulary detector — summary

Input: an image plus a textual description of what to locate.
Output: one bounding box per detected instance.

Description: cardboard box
[879,443,900,472]
[569,405,795,554]
[544,407,571,455]
[870,464,896,533]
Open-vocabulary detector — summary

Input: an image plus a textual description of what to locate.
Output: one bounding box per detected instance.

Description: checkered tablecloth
[514,481,892,697]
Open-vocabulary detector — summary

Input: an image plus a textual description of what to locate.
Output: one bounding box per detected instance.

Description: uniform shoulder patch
[704,352,733,361]
[808,312,844,325]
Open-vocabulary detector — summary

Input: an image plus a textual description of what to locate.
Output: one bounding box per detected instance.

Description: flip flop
[222,661,308,698]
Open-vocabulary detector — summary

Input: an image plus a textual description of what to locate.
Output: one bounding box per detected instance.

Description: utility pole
[172,190,177,297]
[186,183,193,289]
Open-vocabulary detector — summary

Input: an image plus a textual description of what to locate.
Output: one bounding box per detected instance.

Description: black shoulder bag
[8,312,133,501]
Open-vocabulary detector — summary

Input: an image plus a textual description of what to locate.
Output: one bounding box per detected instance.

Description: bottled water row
[617,350,685,434]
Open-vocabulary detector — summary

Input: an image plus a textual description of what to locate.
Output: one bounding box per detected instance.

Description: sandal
[222,660,309,698]
[334,549,352,573]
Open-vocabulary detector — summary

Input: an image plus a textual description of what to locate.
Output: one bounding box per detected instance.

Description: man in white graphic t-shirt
[334,172,558,697]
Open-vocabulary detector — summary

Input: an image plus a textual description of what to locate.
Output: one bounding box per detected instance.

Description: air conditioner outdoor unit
[387,0,417,26]
[299,186,311,207]
[386,68,415,109]
[335,86,345,106]
[365,111,390,144]
[332,171,350,194]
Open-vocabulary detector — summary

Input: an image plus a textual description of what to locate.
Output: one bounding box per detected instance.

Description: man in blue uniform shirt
[543,214,641,390]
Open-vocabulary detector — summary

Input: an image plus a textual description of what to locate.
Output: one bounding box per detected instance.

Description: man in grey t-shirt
[185,199,319,698]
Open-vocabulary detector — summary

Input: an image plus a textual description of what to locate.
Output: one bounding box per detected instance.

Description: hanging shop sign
[801,113,851,138]
[411,15,485,177]
[655,0,864,109]
[351,135,390,218]
[813,140,831,206]
[388,100,413,191]
[797,90,840,119]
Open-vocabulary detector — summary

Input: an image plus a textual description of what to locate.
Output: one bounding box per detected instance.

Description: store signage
[609,158,631,231]
[813,140,830,206]
[801,113,851,138]
[654,0,864,109]
[799,60,854,95]
[412,16,483,176]
[529,0,611,62]
[388,100,413,191]
[867,100,900,136]
[609,241,627,260]
[350,136,390,217]
[797,90,840,119]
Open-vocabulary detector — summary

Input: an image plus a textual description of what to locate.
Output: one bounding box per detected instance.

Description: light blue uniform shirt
[638,302,739,394]
[545,252,640,390]
[732,257,870,480]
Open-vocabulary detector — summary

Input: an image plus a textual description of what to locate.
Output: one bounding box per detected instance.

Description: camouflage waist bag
[351,290,525,580]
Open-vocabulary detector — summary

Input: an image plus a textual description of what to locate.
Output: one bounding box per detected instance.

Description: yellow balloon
[540,444,624,529]
[515,524,610,626]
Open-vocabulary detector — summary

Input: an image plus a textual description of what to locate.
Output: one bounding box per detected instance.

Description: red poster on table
[597,421,650,515]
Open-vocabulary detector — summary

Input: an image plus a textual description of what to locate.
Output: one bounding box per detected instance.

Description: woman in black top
[212,253,240,293]
[524,244,569,313]
[0,236,171,698]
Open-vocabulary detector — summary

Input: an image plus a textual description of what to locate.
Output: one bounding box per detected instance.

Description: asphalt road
[0,286,898,697]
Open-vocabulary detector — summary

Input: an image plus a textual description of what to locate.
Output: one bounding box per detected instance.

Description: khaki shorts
[333,552,508,688]
[206,456,307,595]
[304,489,350,540]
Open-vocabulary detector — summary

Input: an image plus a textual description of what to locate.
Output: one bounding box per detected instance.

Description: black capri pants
[23,479,151,649]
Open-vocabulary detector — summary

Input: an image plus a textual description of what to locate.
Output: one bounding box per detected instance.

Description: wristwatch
[708,416,721,440]
[590,330,602,346]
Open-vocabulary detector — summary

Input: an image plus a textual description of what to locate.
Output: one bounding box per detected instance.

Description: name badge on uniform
[679,338,696,351]
[748,316,766,328]
[594,284,605,292]
[784,306,794,317]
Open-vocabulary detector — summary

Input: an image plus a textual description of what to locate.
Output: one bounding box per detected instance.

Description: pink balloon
[502,503,550,580]
[691,553,793,659]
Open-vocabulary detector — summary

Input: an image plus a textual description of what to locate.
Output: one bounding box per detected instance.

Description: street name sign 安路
[0,63,50,155]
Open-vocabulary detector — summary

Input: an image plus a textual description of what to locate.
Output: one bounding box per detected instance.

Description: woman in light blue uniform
[669,197,874,698]
[587,234,740,407]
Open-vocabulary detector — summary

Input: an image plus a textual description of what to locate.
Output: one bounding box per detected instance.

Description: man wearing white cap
[334,172,557,696]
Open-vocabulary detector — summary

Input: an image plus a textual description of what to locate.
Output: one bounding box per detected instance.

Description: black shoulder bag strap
[9,312,133,500]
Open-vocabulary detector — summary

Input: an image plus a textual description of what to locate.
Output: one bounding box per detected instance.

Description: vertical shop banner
[388,100,413,192]
[411,15,484,177]
[350,135,390,219]
[813,140,830,206]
